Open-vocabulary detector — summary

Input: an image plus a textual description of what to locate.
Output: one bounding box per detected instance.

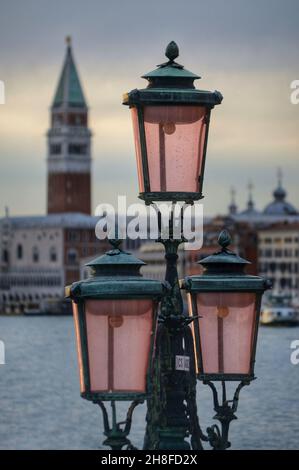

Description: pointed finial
[165,41,179,62]
[107,225,124,255]
[65,36,72,47]
[248,180,254,200]
[277,167,283,188]
[230,186,236,203]
[229,187,238,215]
[109,238,122,250]
[218,230,231,251]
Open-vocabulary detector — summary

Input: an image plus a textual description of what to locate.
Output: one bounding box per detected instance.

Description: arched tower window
[2,249,9,263]
[17,244,23,260]
[67,249,78,265]
[32,246,39,263]
[50,246,57,262]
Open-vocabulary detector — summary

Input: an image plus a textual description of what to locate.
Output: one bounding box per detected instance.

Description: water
[0,316,298,450]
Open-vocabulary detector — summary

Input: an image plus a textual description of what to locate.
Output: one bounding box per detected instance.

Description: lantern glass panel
[131,107,145,192]
[195,292,257,375]
[80,299,153,393]
[131,105,208,193]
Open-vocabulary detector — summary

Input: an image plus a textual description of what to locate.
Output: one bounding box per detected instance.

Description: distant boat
[23,299,72,316]
[260,293,299,326]
[23,303,45,316]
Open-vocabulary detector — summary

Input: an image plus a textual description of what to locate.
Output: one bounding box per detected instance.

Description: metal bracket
[198,380,251,450]
[97,400,143,450]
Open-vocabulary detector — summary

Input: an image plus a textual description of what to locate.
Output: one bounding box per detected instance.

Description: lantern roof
[199,230,250,273]
[183,230,271,293]
[142,41,200,85]
[86,239,145,274]
[67,239,168,300]
[123,41,223,107]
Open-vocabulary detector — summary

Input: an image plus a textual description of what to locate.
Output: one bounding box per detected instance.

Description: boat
[23,299,72,316]
[260,293,299,326]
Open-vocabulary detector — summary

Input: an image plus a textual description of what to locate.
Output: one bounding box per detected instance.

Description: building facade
[0,213,107,313]
[258,223,299,302]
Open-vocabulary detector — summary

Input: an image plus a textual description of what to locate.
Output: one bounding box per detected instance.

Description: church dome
[263,173,298,216]
[273,186,286,201]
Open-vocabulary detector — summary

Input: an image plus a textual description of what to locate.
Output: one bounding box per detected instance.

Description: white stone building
[0,212,105,313]
[258,223,299,302]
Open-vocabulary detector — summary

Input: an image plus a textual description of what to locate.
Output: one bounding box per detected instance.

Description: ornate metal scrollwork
[97,400,143,450]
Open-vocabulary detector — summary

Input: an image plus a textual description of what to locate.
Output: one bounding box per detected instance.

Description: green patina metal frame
[69,258,168,403]
[123,41,222,205]
[183,230,271,384]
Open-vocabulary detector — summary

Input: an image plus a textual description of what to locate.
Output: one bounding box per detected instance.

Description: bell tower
[47,37,91,214]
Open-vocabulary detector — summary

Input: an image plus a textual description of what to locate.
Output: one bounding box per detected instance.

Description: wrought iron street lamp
[67,42,271,451]
[123,41,223,204]
[184,229,269,382]
[67,240,168,449]
[183,230,271,449]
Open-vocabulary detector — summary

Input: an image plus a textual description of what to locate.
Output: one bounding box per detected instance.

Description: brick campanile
[47,37,91,214]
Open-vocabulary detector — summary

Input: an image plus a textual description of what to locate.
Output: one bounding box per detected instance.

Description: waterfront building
[258,223,299,302]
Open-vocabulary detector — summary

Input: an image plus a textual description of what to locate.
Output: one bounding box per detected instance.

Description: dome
[273,186,286,200]
[263,199,298,215]
[263,175,298,215]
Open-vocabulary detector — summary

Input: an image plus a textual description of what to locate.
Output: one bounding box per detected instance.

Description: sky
[0,0,298,216]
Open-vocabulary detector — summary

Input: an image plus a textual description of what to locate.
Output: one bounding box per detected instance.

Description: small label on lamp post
[175,355,190,371]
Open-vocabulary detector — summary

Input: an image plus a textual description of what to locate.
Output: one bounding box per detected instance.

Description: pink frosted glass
[196,293,257,375]
[85,299,154,393]
[131,108,145,192]
[143,106,208,192]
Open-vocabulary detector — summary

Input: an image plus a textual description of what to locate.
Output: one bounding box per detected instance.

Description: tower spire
[273,168,286,202]
[52,37,87,109]
[228,186,237,215]
[277,167,283,188]
[247,180,254,210]
[65,35,72,47]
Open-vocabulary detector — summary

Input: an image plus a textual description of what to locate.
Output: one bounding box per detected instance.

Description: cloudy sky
[0,0,298,216]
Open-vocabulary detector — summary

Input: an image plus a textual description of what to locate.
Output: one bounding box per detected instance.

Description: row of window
[267,278,299,289]
[67,230,95,242]
[259,262,299,274]
[50,144,88,155]
[2,246,58,263]
[259,249,299,258]
[52,113,87,127]
[0,276,62,288]
[261,237,299,244]
[1,293,61,303]
[1,246,95,265]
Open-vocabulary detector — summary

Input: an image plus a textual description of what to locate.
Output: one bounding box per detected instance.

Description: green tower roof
[52,38,87,108]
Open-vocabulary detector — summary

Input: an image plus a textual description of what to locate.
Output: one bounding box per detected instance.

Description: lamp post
[67,42,270,450]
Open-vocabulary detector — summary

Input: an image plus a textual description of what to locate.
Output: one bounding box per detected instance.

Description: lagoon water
[0,316,298,450]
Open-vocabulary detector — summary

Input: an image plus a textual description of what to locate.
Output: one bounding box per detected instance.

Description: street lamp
[183,230,271,449]
[123,41,223,204]
[67,42,270,451]
[67,240,168,449]
[184,230,268,382]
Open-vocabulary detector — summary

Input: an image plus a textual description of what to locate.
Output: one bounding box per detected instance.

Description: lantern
[66,241,168,401]
[183,230,271,381]
[123,41,223,204]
